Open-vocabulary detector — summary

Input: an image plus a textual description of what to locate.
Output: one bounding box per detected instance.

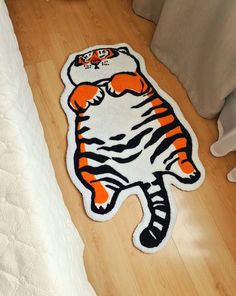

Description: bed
[0,1,96,295]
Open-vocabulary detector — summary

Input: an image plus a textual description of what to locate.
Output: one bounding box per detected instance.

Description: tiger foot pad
[61,43,205,253]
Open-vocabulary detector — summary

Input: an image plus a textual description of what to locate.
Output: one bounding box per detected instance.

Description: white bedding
[0,1,96,295]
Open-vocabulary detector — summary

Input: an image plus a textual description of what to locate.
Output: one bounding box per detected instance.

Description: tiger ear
[117,46,130,54]
[74,55,81,67]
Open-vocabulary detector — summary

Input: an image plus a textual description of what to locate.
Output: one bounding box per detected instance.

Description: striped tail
[139,178,171,249]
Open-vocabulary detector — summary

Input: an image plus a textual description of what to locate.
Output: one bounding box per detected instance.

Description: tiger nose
[91,59,101,66]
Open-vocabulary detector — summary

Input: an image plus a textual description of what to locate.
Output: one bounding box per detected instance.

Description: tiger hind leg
[163,135,200,183]
[164,150,200,183]
[79,170,125,215]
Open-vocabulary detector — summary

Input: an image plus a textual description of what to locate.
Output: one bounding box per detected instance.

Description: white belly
[81,88,174,184]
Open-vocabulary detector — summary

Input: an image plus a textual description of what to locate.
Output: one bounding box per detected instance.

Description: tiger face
[74,49,116,69]
[68,46,137,85]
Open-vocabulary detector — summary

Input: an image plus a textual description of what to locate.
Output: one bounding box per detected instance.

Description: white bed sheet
[0,1,96,295]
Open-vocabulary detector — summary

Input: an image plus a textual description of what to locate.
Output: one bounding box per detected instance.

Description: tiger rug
[61,44,205,253]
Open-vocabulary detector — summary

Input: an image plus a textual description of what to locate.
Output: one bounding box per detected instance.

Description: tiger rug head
[68,47,137,85]
[61,43,205,253]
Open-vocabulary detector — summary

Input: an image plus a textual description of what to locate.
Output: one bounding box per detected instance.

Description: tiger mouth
[91,60,101,69]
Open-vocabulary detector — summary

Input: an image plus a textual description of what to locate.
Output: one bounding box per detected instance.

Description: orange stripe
[166,126,182,137]
[152,97,163,106]
[155,107,168,114]
[158,114,175,126]
[172,137,187,150]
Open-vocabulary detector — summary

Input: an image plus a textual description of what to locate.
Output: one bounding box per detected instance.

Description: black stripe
[79,165,129,183]
[112,150,142,163]
[141,103,169,117]
[149,190,165,199]
[109,134,126,141]
[165,157,179,171]
[163,148,187,164]
[106,185,119,191]
[132,111,171,130]
[78,137,105,145]
[153,215,166,224]
[77,116,90,122]
[76,126,90,135]
[131,93,157,109]
[91,177,124,188]
[140,79,145,90]
[151,134,185,164]
[79,152,109,163]
[98,128,152,153]
[144,122,179,149]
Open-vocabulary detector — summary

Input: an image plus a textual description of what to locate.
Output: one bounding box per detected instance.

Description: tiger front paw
[69,83,105,112]
[106,72,149,97]
[106,80,123,97]
[88,87,104,106]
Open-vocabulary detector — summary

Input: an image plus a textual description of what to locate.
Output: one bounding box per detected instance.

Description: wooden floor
[6,0,236,295]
